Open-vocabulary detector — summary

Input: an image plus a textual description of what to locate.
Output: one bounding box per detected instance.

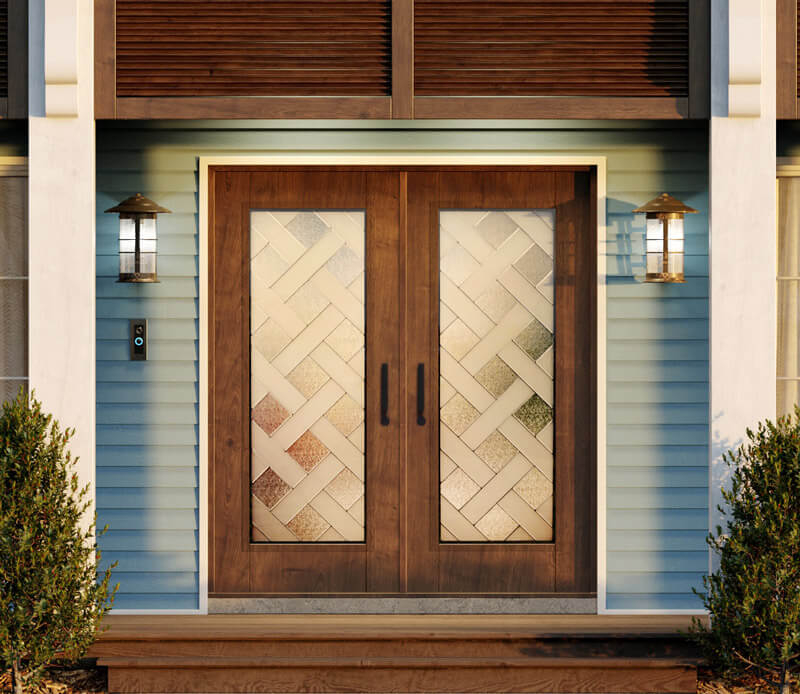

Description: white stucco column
[28,0,95,518]
[709,0,776,550]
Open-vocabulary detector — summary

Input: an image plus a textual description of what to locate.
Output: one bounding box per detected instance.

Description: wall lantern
[105,193,171,283]
[633,193,698,283]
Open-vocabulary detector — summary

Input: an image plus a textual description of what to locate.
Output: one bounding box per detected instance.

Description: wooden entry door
[209,166,595,598]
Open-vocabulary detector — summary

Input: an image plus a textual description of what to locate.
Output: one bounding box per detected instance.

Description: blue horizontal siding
[99,509,197,530]
[607,404,708,425]
[100,551,198,573]
[102,530,198,551]
[608,509,708,530]
[111,594,199,610]
[97,488,197,509]
[97,403,198,425]
[607,467,707,488]
[607,594,704,610]
[608,530,708,552]
[96,467,198,487]
[97,445,197,467]
[98,318,197,341]
[97,122,708,611]
[608,487,707,509]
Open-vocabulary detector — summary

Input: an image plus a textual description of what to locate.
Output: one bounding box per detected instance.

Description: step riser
[92,637,692,660]
[109,665,697,694]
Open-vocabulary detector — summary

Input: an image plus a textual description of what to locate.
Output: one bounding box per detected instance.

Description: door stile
[365,172,403,592]
[211,170,252,593]
[553,171,597,594]
[405,171,440,592]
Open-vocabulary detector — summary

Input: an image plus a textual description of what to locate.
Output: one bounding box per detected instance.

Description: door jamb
[198,154,608,615]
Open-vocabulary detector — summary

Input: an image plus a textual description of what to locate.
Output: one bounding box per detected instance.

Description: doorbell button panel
[130,319,147,361]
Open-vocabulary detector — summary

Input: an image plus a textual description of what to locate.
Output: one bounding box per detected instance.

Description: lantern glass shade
[645,217,685,281]
[118,213,158,281]
[105,194,170,283]
[634,193,697,284]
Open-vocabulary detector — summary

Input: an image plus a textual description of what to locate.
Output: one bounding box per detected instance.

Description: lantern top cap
[105,193,171,215]
[633,193,698,215]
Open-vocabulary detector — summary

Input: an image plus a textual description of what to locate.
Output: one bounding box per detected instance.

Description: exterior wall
[96,122,709,612]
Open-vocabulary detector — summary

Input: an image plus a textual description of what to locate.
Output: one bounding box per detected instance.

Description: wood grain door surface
[209,167,595,597]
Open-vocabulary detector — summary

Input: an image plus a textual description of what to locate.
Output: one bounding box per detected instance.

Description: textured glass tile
[286,283,330,325]
[287,431,329,472]
[475,283,516,322]
[287,506,330,541]
[476,212,518,249]
[253,320,291,360]
[514,319,553,361]
[287,358,329,399]
[441,468,480,509]
[441,320,479,361]
[252,468,291,509]
[325,468,363,510]
[286,212,330,248]
[475,507,518,541]
[252,394,290,435]
[439,209,555,543]
[475,431,517,473]
[250,211,365,542]
[441,245,480,285]
[513,467,553,510]
[252,246,289,286]
[326,320,363,361]
[326,246,362,286]
[514,395,553,435]
[441,393,479,435]
[514,244,552,287]
[475,356,516,398]
[325,395,363,436]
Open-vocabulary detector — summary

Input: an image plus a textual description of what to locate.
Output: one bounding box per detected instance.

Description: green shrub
[0,389,117,694]
[692,409,800,693]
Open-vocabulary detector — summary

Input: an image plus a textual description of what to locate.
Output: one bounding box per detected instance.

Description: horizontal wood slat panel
[414,1,690,98]
[116,1,391,97]
[0,0,7,99]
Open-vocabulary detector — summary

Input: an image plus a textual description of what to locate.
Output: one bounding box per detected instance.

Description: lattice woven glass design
[250,211,365,542]
[439,210,555,542]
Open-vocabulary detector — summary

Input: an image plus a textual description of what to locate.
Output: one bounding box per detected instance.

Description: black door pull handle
[416,363,426,426]
[380,363,390,426]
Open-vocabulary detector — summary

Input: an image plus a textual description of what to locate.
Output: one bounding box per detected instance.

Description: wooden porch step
[91,615,704,693]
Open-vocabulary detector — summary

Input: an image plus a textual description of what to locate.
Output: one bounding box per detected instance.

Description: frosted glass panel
[778,179,800,416]
[249,211,365,543]
[439,210,555,543]
[0,280,27,376]
[0,379,26,406]
[778,380,800,418]
[0,178,27,277]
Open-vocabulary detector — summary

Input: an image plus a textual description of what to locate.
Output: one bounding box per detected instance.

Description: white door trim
[191,153,608,616]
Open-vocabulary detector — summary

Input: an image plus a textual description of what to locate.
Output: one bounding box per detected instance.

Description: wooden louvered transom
[115,1,392,97]
[414,1,690,97]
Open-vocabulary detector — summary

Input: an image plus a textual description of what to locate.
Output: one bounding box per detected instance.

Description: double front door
[210,167,595,597]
